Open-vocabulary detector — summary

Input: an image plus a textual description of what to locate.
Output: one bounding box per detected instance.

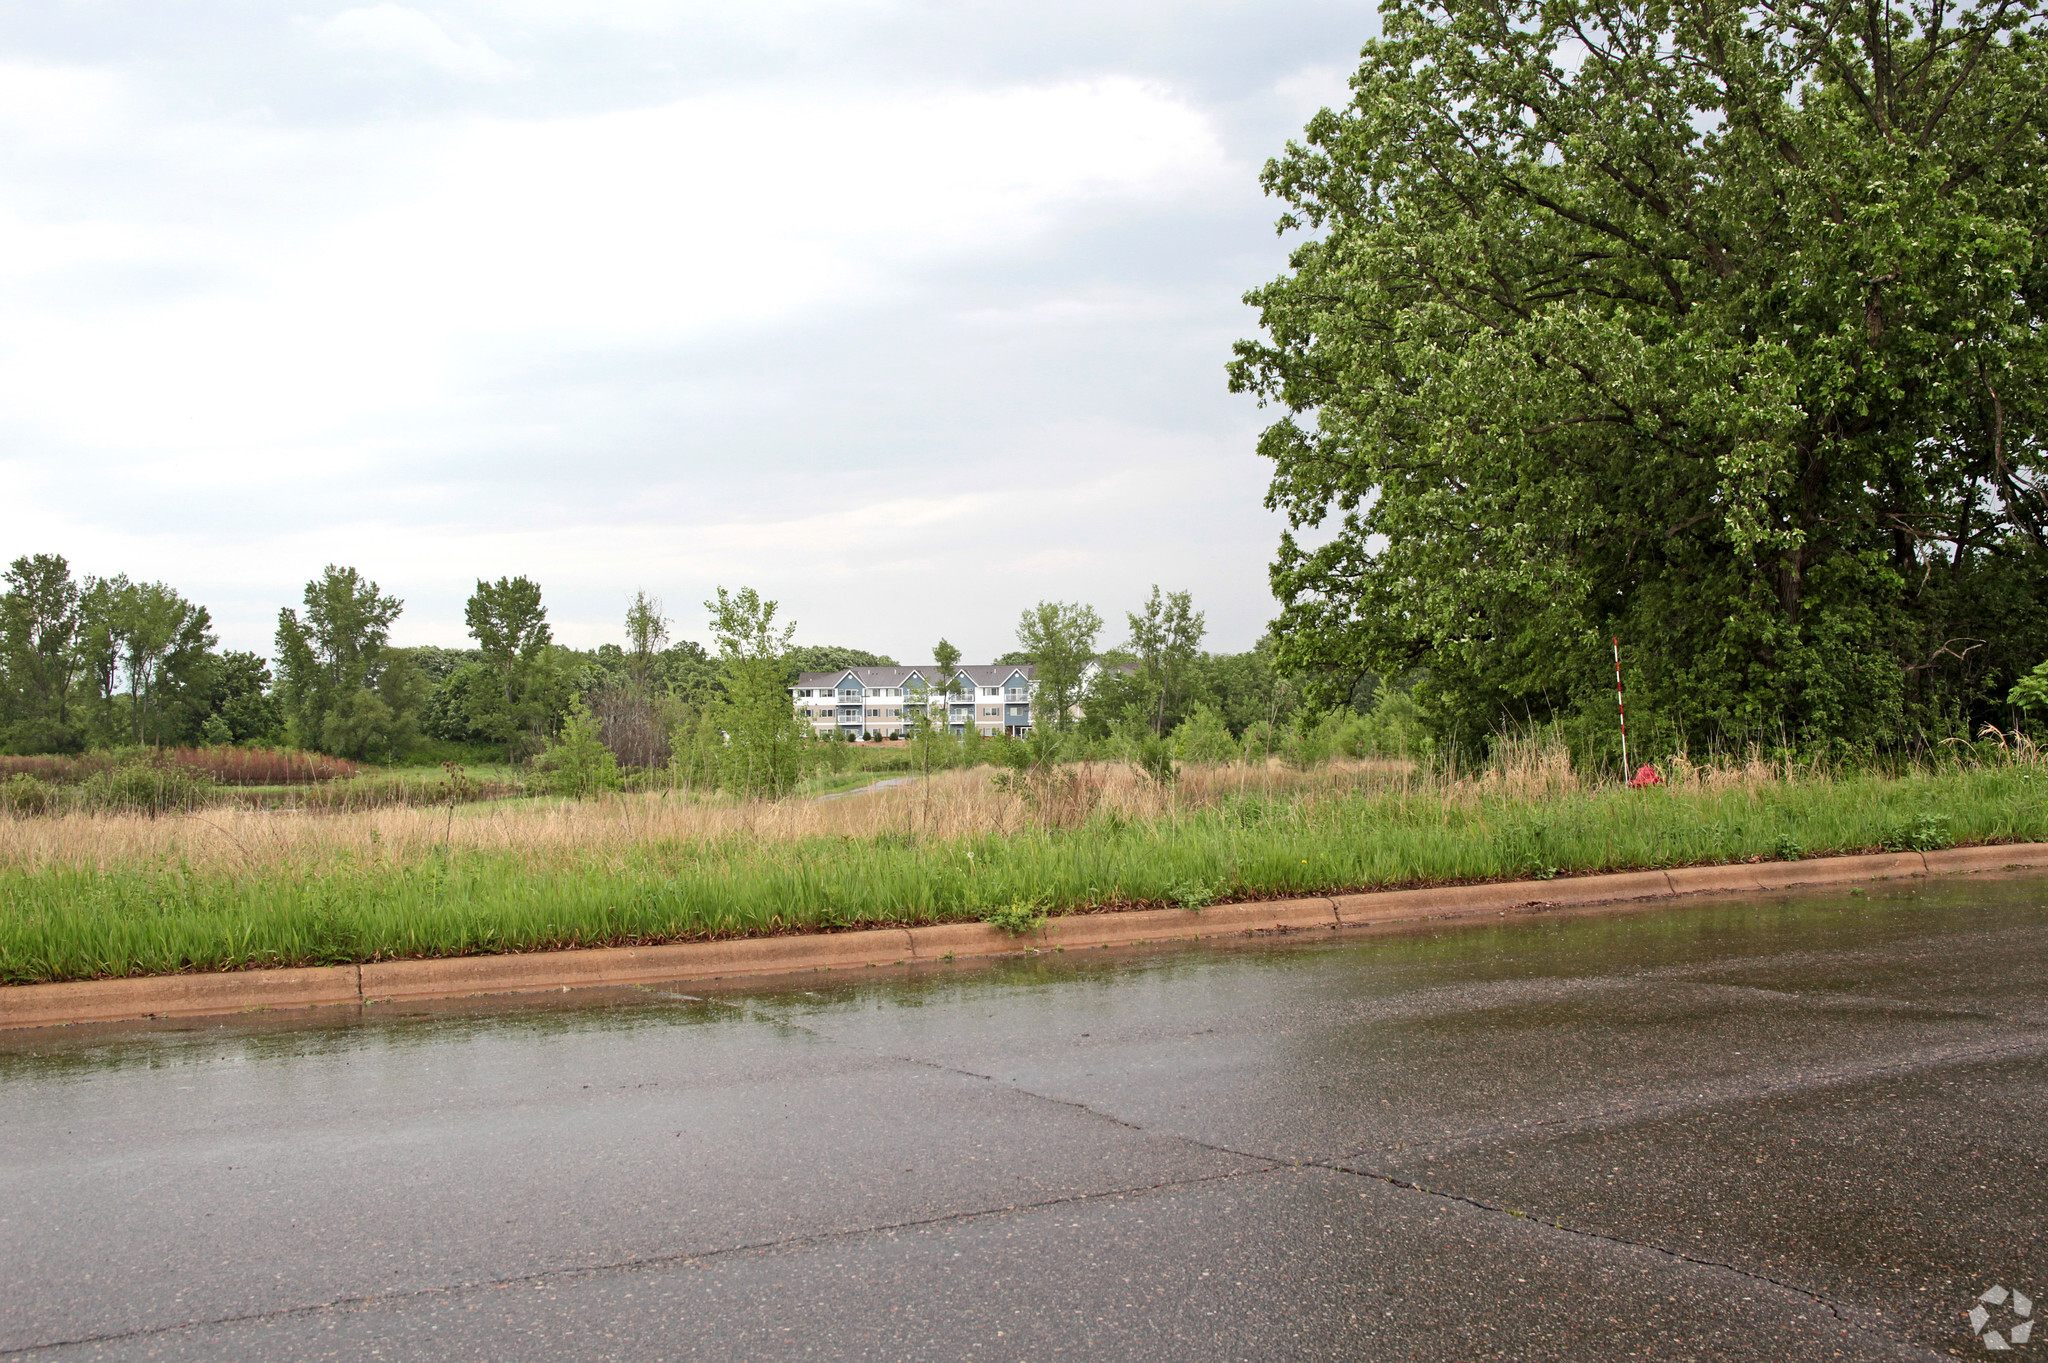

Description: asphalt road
[4,876,2045,1361]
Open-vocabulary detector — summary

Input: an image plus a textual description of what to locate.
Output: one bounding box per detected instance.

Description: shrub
[80,760,215,816]
[1172,704,1239,764]
[1134,733,1179,787]
[171,747,359,785]
[537,700,623,798]
[3,773,60,816]
[1352,687,1435,760]
[1282,710,1348,769]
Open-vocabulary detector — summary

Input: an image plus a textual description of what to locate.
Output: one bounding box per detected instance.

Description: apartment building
[789,665,1036,739]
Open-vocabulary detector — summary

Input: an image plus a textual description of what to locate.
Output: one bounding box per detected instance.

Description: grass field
[1,747,2041,984]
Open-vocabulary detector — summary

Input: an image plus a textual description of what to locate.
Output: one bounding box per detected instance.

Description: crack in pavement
[0,1168,1273,1358]
[1309,1158,1947,1361]
[747,999,1953,1360]
[9,973,1976,1358]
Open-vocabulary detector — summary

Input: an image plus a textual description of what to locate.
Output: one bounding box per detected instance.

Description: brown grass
[0,759,1414,876]
[0,738,1849,881]
[0,748,359,786]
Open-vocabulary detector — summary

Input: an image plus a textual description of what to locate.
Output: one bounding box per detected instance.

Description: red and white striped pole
[1612,636,1630,779]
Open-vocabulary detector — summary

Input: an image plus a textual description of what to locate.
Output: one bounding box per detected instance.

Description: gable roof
[792,664,1038,689]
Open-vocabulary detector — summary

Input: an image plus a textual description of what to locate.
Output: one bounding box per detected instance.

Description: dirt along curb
[5,843,2045,1032]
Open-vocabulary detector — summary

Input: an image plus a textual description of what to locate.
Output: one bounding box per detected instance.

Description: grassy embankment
[1,747,2041,984]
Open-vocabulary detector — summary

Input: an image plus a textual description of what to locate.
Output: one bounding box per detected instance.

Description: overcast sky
[0,1,1373,662]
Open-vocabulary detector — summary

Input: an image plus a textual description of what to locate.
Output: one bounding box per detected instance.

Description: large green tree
[1015,601,1103,731]
[706,586,812,797]
[1124,587,1207,735]
[107,580,215,746]
[274,566,417,760]
[462,575,557,757]
[0,554,84,751]
[1231,0,2048,756]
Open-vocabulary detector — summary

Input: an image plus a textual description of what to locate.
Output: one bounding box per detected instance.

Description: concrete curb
[6,843,2047,1031]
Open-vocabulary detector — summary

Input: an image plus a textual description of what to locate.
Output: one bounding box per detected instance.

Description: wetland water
[4,875,2045,1359]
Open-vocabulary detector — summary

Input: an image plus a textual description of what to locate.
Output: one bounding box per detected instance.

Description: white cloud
[0,76,1228,466]
[0,2,1356,656]
[315,4,522,81]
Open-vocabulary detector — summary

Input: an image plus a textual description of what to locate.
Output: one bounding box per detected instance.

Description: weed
[1165,879,1226,910]
[981,901,1049,936]
[1885,812,1955,853]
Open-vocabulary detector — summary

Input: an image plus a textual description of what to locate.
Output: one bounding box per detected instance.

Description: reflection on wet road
[4,875,2044,1359]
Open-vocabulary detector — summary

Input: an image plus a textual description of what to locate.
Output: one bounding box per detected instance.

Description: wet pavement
[3,875,2045,1360]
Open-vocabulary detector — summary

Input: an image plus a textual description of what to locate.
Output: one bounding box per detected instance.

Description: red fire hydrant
[1627,764,1664,788]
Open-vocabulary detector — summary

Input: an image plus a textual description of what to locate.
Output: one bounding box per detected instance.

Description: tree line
[0,555,1364,788]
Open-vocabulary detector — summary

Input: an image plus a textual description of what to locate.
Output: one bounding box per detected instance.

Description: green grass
[3,765,2043,984]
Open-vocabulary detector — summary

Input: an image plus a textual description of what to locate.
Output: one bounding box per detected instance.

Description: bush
[536,700,623,798]
[1134,733,1179,787]
[80,759,216,816]
[1352,687,1435,760]
[3,773,60,816]
[1172,704,1239,764]
[1283,710,1348,769]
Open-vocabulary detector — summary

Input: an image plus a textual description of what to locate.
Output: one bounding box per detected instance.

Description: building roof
[792,665,1036,689]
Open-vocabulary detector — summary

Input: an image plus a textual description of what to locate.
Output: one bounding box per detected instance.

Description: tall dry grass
[0,760,1416,876]
[0,735,1821,879]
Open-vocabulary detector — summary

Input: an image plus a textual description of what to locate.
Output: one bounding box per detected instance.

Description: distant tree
[408,646,483,682]
[0,554,84,751]
[1015,601,1102,732]
[993,650,1034,667]
[930,637,968,729]
[1189,641,1300,737]
[781,645,897,684]
[274,566,415,761]
[707,586,812,797]
[419,663,502,745]
[1124,587,1206,736]
[465,576,551,664]
[657,640,722,711]
[624,590,669,690]
[71,575,127,739]
[463,576,556,758]
[111,581,216,746]
[194,651,281,745]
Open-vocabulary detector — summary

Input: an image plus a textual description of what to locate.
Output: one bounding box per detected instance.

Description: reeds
[0,748,359,786]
